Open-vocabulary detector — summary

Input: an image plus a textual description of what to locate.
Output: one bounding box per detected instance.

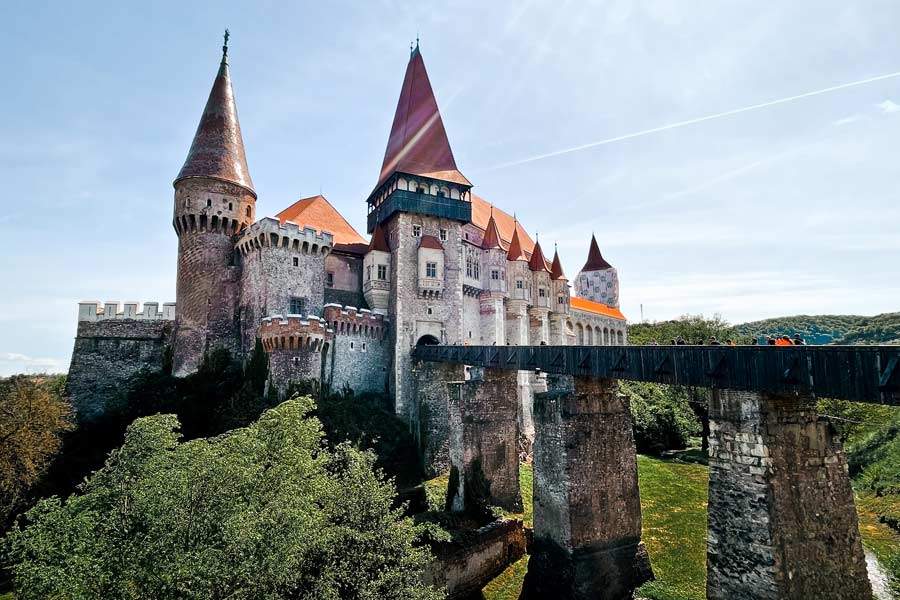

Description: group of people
[762,334,806,346]
[646,334,807,346]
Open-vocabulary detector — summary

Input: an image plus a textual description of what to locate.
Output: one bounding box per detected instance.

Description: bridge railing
[412,344,900,405]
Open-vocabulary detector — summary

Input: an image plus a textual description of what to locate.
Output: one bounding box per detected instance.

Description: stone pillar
[707,389,872,600]
[446,368,522,514]
[414,361,467,477]
[524,376,652,600]
[479,293,506,346]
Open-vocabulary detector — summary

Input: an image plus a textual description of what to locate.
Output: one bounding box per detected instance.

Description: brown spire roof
[582,234,613,271]
[368,222,390,252]
[506,227,527,262]
[528,239,550,272]
[419,235,444,250]
[481,212,504,250]
[175,40,255,196]
[550,247,566,280]
[376,46,470,189]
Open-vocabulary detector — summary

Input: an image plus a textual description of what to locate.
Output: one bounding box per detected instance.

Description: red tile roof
[275,195,367,247]
[570,296,626,321]
[550,248,566,280]
[481,213,504,250]
[506,227,527,262]
[376,47,470,189]
[470,195,535,255]
[368,222,390,252]
[419,234,443,250]
[582,234,613,271]
[175,51,255,196]
[528,239,550,272]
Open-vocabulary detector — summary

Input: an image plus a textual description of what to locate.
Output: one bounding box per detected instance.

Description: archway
[416,334,440,346]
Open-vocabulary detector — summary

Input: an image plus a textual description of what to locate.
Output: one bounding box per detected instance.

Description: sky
[2,1,899,375]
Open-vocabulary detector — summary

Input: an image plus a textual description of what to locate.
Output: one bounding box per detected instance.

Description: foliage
[736,313,900,345]
[3,398,443,600]
[628,314,741,346]
[0,375,72,527]
[621,382,700,455]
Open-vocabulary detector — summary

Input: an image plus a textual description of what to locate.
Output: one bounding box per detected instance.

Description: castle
[66,37,626,466]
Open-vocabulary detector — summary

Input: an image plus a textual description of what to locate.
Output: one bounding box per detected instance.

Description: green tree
[4,397,443,600]
[0,375,71,526]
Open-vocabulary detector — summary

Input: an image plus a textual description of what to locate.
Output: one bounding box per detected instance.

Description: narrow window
[350,341,355,350]
[362,342,367,351]
[412,225,422,237]
[539,288,546,297]
[246,206,251,217]
[228,202,233,210]
[206,198,212,207]
[439,229,447,242]
[427,307,433,315]
[366,265,372,281]
[426,262,437,278]
[377,264,387,280]
[292,256,299,267]
[326,272,334,287]
[491,269,500,280]
[516,279,524,289]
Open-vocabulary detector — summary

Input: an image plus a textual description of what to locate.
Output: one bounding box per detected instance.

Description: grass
[423,456,900,600]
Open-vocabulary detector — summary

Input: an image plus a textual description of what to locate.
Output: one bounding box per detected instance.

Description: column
[707,389,872,600]
[414,361,467,477]
[524,376,653,599]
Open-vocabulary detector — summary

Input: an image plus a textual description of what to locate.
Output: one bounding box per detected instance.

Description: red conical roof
[368,222,390,252]
[550,248,566,280]
[376,46,470,189]
[481,213,504,250]
[529,239,550,272]
[175,42,255,196]
[582,235,613,271]
[507,227,527,262]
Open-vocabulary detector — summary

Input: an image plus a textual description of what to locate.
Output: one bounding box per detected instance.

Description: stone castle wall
[67,301,175,422]
[322,304,390,395]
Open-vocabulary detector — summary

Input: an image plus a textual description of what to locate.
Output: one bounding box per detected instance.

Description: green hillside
[735,313,900,345]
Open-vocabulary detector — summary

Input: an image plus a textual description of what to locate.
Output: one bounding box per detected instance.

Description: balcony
[368,189,472,233]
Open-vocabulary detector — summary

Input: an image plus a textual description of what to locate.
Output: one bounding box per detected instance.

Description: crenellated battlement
[323,304,388,339]
[236,217,333,257]
[78,301,176,322]
[259,314,333,352]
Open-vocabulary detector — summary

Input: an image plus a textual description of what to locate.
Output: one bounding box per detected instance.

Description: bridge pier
[524,375,653,600]
[707,389,872,600]
[446,367,522,514]
[414,361,467,477]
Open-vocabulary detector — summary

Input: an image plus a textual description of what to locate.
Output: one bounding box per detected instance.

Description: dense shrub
[621,382,700,455]
[3,398,443,600]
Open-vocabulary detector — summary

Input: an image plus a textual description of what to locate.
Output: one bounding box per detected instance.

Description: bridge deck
[412,344,900,405]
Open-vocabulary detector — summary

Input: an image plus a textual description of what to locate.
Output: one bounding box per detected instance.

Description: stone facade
[707,389,872,600]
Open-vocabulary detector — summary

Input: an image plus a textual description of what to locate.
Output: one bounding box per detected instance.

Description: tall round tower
[171,33,256,375]
[574,234,619,308]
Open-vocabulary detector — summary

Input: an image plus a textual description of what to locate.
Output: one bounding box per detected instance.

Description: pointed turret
[582,234,613,271]
[368,222,390,252]
[507,227,527,262]
[481,212,504,250]
[528,239,550,272]
[550,247,566,280]
[174,33,255,197]
[376,44,470,188]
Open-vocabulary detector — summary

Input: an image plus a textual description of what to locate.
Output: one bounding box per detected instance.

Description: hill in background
[735,313,900,345]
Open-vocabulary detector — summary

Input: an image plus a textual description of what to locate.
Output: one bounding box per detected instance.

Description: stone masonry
[707,389,872,600]
[446,367,522,514]
[524,375,653,600]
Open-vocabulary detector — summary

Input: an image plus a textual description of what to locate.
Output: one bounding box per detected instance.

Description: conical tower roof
[507,227,527,262]
[175,34,255,197]
[481,212,504,250]
[550,247,566,280]
[376,44,470,189]
[368,222,390,252]
[582,234,613,271]
[529,239,550,272]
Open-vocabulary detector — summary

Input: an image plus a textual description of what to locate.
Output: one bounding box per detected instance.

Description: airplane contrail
[477,70,900,172]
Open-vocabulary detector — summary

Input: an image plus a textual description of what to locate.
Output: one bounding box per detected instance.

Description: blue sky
[2,1,899,375]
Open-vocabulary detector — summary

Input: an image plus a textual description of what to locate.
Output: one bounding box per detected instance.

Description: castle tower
[171,33,256,375]
[366,42,472,416]
[548,245,570,344]
[527,238,551,344]
[575,234,619,308]
[505,226,530,345]
[363,223,391,314]
[478,212,508,345]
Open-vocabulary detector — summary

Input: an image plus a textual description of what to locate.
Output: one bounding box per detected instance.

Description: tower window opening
[437,190,446,198]
[440,229,447,242]
[350,341,355,350]
[326,272,334,287]
[377,264,387,280]
[516,279,524,289]
[246,206,251,217]
[292,257,299,267]
[426,262,437,278]
[206,198,212,207]
[427,307,433,315]
[539,288,546,297]
[412,225,422,237]
[416,186,426,194]
[491,269,500,280]
[362,342,367,351]
[366,265,372,281]
[289,296,306,315]
[228,202,233,210]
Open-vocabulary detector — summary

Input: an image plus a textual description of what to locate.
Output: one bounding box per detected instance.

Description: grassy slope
[474,458,900,600]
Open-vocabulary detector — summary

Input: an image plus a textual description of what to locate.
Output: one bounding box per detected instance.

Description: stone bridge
[412,344,900,600]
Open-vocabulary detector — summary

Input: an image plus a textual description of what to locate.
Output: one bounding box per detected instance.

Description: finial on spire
[222,29,230,63]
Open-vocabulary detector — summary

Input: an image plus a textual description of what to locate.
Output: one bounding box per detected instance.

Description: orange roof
[471,194,535,255]
[376,46,470,189]
[570,296,626,321]
[275,195,367,247]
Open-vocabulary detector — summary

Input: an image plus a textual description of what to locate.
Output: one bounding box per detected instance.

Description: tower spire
[175,33,255,197]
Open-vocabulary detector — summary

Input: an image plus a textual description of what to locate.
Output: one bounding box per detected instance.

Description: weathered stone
[524,375,652,599]
[446,368,522,514]
[707,389,872,600]
[413,361,467,477]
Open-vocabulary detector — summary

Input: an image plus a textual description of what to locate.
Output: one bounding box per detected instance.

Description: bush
[3,397,443,600]
[621,382,700,455]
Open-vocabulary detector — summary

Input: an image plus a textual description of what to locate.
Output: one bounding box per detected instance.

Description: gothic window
[246,206,251,217]
[440,229,447,242]
[412,225,422,237]
[377,264,387,280]
[289,297,306,315]
[207,198,212,207]
[292,257,299,267]
[326,272,334,287]
[416,186,426,194]
[366,265,372,281]
[473,261,480,280]
[426,262,437,278]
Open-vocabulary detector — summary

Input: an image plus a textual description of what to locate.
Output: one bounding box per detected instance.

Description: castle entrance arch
[416,334,440,346]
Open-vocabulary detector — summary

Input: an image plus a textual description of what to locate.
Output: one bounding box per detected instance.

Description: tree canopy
[3,397,444,600]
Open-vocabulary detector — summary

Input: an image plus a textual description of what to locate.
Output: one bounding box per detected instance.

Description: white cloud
[0,352,66,376]
[833,114,863,126]
[877,99,900,113]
